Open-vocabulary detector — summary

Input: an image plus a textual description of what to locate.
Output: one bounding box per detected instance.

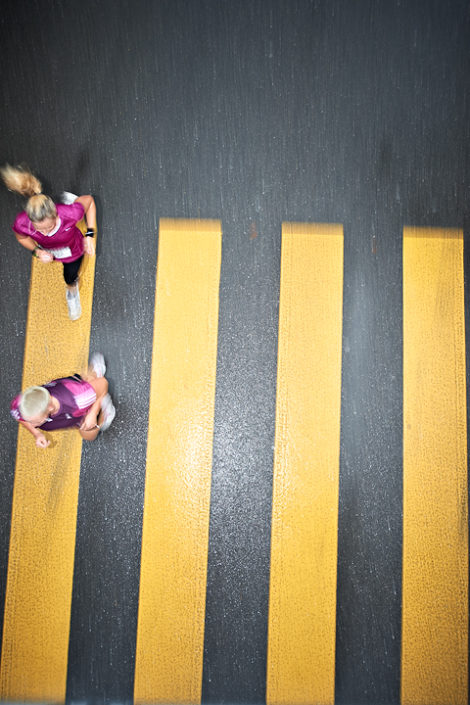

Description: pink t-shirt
[13,202,85,263]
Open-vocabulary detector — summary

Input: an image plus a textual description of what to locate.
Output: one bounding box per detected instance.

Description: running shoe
[89,352,106,378]
[66,286,81,321]
[61,191,78,204]
[99,393,116,432]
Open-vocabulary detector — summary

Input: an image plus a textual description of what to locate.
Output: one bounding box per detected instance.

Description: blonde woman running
[1,164,96,320]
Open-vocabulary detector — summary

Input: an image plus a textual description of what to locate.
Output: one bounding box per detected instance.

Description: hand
[83,236,95,256]
[80,410,98,432]
[37,249,54,263]
[35,433,50,448]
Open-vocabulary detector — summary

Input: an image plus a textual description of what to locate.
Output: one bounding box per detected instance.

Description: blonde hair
[1,164,57,222]
[19,386,50,421]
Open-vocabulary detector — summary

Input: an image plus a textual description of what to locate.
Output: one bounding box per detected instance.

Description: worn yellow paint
[0,237,96,702]
[402,227,468,705]
[134,219,221,705]
[267,223,344,705]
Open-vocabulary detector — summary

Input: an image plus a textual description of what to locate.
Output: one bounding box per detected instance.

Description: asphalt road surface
[0,1,469,704]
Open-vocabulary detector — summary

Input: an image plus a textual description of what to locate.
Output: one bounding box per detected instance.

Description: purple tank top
[11,377,96,431]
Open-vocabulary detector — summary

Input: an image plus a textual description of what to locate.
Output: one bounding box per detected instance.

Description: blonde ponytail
[1,164,42,197]
[1,164,56,222]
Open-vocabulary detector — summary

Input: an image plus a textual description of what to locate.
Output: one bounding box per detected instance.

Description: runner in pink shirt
[10,354,115,448]
[1,164,97,320]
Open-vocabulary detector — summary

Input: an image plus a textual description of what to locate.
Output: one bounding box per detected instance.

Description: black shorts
[62,255,84,285]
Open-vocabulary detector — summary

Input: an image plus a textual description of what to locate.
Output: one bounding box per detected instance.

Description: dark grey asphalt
[0,2,469,704]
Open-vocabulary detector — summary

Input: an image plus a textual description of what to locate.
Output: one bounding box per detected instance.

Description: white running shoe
[61,191,78,204]
[66,286,81,320]
[99,393,116,432]
[89,352,106,378]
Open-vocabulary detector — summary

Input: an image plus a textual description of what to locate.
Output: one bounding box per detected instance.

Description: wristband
[84,228,95,238]
[32,246,39,258]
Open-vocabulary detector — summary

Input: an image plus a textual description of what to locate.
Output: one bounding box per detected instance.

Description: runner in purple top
[10,354,116,448]
[1,164,97,321]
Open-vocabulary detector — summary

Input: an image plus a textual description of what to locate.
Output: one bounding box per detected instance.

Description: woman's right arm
[18,419,50,448]
[14,233,53,262]
[14,232,37,251]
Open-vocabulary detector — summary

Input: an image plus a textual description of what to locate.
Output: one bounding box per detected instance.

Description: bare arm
[14,232,37,252]
[75,195,97,230]
[80,377,108,431]
[14,233,53,262]
[75,195,97,256]
[18,419,50,448]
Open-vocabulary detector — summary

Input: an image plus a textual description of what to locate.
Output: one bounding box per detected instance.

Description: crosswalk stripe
[134,219,221,704]
[402,227,468,705]
[267,223,344,705]
[0,235,96,702]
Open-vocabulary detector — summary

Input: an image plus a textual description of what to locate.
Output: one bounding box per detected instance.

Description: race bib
[46,246,72,259]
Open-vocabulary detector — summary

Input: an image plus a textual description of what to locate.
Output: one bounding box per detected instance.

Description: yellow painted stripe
[1,235,96,702]
[402,227,468,705]
[134,219,221,705]
[267,222,344,705]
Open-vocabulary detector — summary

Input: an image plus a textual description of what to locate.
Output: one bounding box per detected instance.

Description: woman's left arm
[75,195,96,230]
[75,195,96,255]
[80,394,106,431]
